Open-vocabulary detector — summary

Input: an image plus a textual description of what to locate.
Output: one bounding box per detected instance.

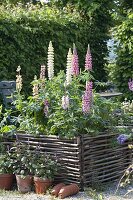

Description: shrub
[0,3,110,94]
[109,9,133,100]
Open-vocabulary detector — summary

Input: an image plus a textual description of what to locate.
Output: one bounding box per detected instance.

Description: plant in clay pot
[32,149,59,194]
[11,142,34,193]
[0,145,14,190]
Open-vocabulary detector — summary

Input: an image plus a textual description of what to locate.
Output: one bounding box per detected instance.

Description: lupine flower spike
[44,100,49,117]
[47,41,54,80]
[32,75,39,98]
[82,81,93,114]
[71,44,79,76]
[62,95,70,110]
[40,65,46,80]
[16,66,22,92]
[128,79,133,91]
[85,44,92,71]
[66,48,72,85]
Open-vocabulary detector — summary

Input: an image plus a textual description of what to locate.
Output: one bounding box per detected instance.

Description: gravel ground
[0,182,132,200]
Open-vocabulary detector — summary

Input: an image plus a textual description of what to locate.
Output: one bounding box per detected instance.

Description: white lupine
[62,95,70,110]
[40,65,46,80]
[122,99,133,113]
[16,66,22,92]
[66,48,72,85]
[32,75,39,98]
[47,41,54,80]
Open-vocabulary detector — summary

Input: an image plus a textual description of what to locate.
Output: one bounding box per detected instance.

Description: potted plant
[11,142,34,193]
[32,150,59,194]
[0,145,14,190]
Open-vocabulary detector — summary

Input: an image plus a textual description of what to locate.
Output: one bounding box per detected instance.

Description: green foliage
[86,187,103,200]
[10,65,125,138]
[11,143,34,176]
[0,151,14,174]
[0,3,111,95]
[32,151,59,179]
[10,142,59,179]
[116,144,133,196]
[1,0,31,5]
[0,106,16,135]
[109,8,133,100]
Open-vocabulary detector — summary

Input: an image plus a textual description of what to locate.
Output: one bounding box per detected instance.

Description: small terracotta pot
[34,177,52,194]
[16,175,33,193]
[58,183,79,199]
[0,174,14,190]
[51,183,65,197]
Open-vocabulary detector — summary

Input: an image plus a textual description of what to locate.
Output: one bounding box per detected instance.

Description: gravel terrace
[0,182,132,200]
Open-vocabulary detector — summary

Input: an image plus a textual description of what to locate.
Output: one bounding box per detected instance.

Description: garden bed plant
[1,41,130,139]
[0,42,132,190]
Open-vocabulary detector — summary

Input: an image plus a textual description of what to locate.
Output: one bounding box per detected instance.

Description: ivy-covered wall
[0,3,111,94]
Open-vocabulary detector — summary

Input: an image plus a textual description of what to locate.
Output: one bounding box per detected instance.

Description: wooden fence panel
[3,131,133,190]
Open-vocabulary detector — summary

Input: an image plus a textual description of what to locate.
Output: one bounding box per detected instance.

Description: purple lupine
[71,45,79,76]
[117,134,129,145]
[128,79,133,91]
[43,100,49,117]
[82,81,93,114]
[62,95,69,110]
[85,44,92,71]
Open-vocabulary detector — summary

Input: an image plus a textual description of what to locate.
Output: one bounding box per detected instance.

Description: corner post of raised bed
[77,135,84,191]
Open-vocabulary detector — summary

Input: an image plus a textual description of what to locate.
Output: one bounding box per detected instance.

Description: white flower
[16,65,21,73]
[47,41,54,80]
[66,48,72,85]
[32,75,38,97]
[62,95,69,110]
[16,75,22,92]
[40,65,46,80]
[16,66,22,92]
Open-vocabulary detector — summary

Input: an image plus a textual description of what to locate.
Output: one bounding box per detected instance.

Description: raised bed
[3,131,133,190]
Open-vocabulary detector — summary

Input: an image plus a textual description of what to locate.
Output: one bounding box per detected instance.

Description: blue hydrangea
[117,134,129,145]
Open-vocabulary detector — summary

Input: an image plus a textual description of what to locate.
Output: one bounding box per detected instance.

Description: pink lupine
[71,45,79,76]
[62,95,69,110]
[86,81,93,93]
[82,81,93,114]
[44,100,49,117]
[128,79,133,91]
[82,91,90,114]
[85,44,92,71]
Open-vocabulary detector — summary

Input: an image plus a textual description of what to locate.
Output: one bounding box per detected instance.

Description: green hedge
[109,9,133,100]
[0,4,109,94]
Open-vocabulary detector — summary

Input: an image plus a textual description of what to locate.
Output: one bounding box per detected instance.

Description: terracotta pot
[34,177,52,194]
[58,183,79,199]
[51,183,65,197]
[16,175,33,193]
[0,174,14,190]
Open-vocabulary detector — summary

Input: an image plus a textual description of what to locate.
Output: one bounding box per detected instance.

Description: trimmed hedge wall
[109,7,133,100]
[0,4,109,94]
